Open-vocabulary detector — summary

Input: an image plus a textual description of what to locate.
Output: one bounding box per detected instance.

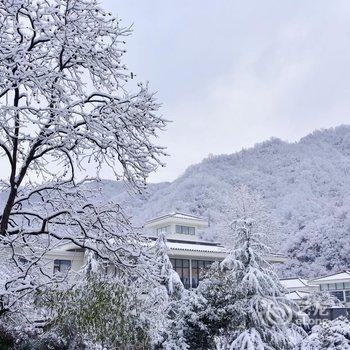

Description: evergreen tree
[298,317,350,350]
[151,232,186,348]
[153,232,184,297]
[164,189,305,350]
[214,216,305,349]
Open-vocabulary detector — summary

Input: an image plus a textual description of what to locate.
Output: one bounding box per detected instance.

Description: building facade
[45,212,287,289]
[144,212,287,289]
[310,271,350,307]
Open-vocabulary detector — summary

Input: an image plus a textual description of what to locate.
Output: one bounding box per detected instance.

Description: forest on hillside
[95,125,350,278]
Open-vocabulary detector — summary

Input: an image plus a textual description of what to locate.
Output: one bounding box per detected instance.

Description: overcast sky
[99,0,350,183]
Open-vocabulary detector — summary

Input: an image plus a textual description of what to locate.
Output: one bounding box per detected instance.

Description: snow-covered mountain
[96,125,350,278]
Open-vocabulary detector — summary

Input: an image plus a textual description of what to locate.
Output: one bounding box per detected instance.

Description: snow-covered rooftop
[165,241,286,262]
[311,270,350,283]
[285,291,311,300]
[145,212,207,225]
[166,241,226,253]
[280,278,309,289]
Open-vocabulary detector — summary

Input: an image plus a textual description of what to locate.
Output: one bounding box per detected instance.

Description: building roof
[280,278,309,289]
[285,291,311,300]
[311,270,350,283]
[145,212,207,225]
[164,240,286,262]
[167,241,226,253]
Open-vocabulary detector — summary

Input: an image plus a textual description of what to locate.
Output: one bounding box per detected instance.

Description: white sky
[100,0,350,183]
[2,1,350,184]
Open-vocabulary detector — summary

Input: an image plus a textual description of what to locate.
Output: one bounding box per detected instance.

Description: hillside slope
[98,125,350,278]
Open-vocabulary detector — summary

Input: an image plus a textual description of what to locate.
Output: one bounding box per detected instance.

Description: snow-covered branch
[0,0,167,316]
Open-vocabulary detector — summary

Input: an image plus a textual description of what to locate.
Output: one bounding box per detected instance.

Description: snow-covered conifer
[146,232,185,347]
[180,189,305,350]
[216,211,305,349]
[153,232,184,296]
[298,317,350,350]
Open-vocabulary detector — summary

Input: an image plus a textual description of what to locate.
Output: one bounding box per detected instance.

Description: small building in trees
[47,212,287,289]
[280,277,318,293]
[144,212,286,288]
[280,278,319,304]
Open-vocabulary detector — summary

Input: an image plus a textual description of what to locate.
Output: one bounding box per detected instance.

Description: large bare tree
[0,0,166,316]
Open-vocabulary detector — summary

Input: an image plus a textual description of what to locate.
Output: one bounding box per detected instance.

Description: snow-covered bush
[300,291,343,319]
[39,274,151,349]
[161,262,241,350]
[298,317,350,350]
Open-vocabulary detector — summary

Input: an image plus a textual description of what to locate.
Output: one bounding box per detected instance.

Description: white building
[144,212,286,289]
[45,212,287,289]
[280,278,318,303]
[310,271,350,307]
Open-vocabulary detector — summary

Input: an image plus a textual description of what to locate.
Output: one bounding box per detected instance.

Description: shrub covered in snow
[298,317,350,350]
[39,274,151,349]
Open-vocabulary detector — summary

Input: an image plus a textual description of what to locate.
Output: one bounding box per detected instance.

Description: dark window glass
[191,260,214,288]
[345,291,350,302]
[53,259,71,274]
[205,261,213,268]
[330,291,344,301]
[170,259,190,289]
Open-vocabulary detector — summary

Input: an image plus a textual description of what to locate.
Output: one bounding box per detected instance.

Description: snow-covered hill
[96,125,350,278]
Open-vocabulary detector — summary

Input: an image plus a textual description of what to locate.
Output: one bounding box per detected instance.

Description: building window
[345,291,350,302]
[330,291,344,302]
[175,225,195,235]
[328,283,336,291]
[53,259,71,274]
[156,226,169,235]
[336,283,344,290]
[191,260,214,288]
[344,282,350,290]
[170,258,190,289]
[320,284,327,291]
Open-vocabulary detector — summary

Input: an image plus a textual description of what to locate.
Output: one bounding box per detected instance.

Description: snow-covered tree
[153,232,184,297]
[0,0,166,317]
[217,185,280,253]
[147,232,185,348]
[161,284,219,350]
[301,291,343,320]
[298,317,350,350]
[39,273,151,349]
[160,189,305,350]
[213,214,305,350]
